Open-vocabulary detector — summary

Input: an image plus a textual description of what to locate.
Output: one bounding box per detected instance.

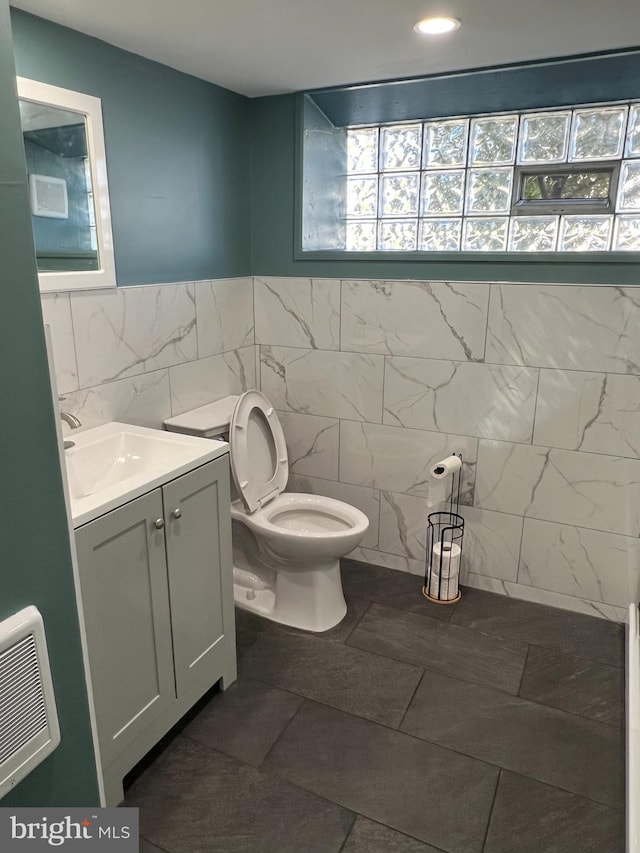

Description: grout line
[397,668,426,730]
[139,836,171,853]
[255,696,309,769]
[66,291,82,394]
[528,365,543,448]
[480,768,502,853]
[516,644,531,696]
[347,815,452,853]
[482,284,492,363]
[180,723,365,822]
[514,514,527,587]
[340,599,372,644]
[194,281,201,362]
[336,813,358,853]
[268,395,640,463]
[236,337,638,382]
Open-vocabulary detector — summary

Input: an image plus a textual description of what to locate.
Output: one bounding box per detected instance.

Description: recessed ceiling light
[413,16,461,35]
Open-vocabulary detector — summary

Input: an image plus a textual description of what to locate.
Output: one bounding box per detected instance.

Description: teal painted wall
[0,0,99,806]
[11,9,252,285]
[251,69,640,284]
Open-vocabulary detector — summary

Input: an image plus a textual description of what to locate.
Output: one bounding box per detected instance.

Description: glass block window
[344,101,640,252]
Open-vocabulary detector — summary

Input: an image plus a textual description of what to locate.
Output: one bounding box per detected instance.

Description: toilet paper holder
[423,453,464,605]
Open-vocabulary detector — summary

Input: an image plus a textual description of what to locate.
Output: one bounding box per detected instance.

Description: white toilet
[164,391,369,632]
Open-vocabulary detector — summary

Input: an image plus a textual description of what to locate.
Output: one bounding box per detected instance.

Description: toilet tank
[163,395,239,439]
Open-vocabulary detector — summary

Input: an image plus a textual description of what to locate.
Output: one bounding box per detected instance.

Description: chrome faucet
[60,411,82,429]
[58,397,81,448]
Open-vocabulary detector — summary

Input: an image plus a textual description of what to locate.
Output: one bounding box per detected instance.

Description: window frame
[510,162,621,217]
[293,55,640,276]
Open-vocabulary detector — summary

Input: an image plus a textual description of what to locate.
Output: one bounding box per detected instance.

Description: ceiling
[11,0,640,98]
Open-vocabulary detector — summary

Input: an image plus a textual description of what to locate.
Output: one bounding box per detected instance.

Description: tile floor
[126,559,626,853]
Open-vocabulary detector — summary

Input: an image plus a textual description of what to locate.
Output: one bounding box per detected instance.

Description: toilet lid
[230,391,289,513]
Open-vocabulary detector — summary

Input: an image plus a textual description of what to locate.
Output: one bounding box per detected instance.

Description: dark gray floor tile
[264,701,498,853]
[139,840,166,853]
[484,770,624,853]
[519,645,624,727]
[126,736,354,853]
[451,587,624,666]
[401,670,624,809]
[341,559,453,622]
[239,630,422,727]
[234,607,270,659]
[347,603,527,694]
[342,816,442,853]
[182,677,303,767]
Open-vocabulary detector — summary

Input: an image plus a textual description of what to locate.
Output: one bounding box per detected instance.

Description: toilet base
[233,559,347,633]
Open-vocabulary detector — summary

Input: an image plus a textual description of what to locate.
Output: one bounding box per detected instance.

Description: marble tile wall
[257,277,640,622]
[41,275,640,622]
[40,277,257,431]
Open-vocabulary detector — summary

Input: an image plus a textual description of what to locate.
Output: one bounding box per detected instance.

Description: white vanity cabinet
[75,455,236,805]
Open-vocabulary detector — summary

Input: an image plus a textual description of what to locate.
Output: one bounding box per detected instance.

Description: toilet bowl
[164,391,369,632]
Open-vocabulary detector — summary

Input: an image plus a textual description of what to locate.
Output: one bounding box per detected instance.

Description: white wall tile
[348,546,425,578]
[254,277,340,349]
[287,474,380,549]
[460,507,523,582]
[60,370,171,431]
[254,345,261,391]
[486,284,640,373]
[41,293,79,394]
[475,439,640,536]
[71,283,197,388]
[341,279,489,361]
[260,345,384,422]
[379,491,430,562]
[195,277,254,357]
[339,420,477,502]
[464,573,627,622]
[277,411,339,480]
[384,356,538,442]
[169,346,256,416]
[534,369,640,457]
[518,517,640,607]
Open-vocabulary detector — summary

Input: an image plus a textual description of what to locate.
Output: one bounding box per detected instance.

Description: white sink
[64,422,227,528]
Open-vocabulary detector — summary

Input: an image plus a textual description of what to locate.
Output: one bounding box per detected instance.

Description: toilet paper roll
[429,541,461,600]
[430,455,462,480]
[431,541,461,579]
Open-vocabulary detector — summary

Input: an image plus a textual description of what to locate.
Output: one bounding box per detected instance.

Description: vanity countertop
[65,421,228,528]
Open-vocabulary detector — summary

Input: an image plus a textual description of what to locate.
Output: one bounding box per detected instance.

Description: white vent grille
[0,636,48,764]
[28,174,69,219]
[0,607,60,799]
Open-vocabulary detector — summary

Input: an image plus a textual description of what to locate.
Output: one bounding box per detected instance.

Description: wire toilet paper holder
[423,453,464,604]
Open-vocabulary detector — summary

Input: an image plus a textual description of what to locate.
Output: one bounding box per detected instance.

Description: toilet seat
[231,492,367,539]
[230,390,289,513]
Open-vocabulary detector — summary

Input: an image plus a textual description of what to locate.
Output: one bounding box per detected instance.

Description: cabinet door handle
[154,518,165,530]
[171,508,182,520]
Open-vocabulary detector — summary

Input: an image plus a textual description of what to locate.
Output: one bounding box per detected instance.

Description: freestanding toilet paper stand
[423,453,464,604]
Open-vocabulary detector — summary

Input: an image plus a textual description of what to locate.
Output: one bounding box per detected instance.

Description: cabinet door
[162,456,235,698]
[75,489,175,769]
